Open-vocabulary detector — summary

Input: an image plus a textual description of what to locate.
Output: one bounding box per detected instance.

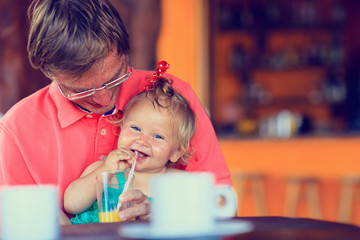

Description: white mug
[150,173,237,236]
[0,185,59,240]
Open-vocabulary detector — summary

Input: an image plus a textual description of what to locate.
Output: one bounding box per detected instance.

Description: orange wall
[157,0,197,93]
[220,137,360,178]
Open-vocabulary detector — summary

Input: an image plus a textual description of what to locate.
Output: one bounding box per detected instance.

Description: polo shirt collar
[49,83,88,128]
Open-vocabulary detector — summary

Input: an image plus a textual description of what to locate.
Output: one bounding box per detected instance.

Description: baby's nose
[136,135,150,147]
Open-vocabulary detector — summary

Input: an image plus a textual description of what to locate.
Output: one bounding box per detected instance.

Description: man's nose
[91,89,112,106]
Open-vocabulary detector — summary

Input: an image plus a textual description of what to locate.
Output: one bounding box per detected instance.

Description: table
[61,216,360,240]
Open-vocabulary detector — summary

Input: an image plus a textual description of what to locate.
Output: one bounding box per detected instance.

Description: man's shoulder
[0,86,52,126]
[132,68,189,87]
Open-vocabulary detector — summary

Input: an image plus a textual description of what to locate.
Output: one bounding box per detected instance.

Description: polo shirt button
[100,129,107,135]
[86,114,93,118]
[100,155,106,161]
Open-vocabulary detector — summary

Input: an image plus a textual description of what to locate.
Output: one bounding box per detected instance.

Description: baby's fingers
[115,149,136,167]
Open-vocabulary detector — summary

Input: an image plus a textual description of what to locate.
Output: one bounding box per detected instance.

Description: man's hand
[118,190,151,221]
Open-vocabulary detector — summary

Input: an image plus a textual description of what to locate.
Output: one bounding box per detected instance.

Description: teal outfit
[71,172,126,224]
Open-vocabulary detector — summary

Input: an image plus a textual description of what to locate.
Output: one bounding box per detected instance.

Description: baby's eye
[154,134,164,140]
[131,126,141,132]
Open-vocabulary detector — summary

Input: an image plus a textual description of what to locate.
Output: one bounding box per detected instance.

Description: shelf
[219,24,345,33]
[251,66,331,73]
[240,97,327,106]
[210,0,348,136]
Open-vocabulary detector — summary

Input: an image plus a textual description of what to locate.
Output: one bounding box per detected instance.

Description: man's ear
[169,149,184,163]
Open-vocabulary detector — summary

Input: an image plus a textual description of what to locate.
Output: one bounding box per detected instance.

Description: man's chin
[78,104,114,115]
[90,107,114,115]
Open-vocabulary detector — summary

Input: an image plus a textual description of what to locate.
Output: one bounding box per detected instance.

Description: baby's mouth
[132,149,149,159]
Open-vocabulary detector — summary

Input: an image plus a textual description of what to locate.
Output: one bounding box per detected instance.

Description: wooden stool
[338,175,360,223]
[283,176,322,219]
[232,172,267,216]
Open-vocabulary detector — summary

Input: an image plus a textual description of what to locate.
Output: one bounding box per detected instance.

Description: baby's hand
[104,148,136,170]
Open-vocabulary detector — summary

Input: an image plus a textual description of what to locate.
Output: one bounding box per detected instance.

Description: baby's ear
[169,149,184,163]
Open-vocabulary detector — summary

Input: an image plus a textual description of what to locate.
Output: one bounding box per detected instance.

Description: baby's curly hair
[123,77,196,167]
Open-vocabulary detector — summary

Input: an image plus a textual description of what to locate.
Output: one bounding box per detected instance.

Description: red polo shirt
[0,69,231,208]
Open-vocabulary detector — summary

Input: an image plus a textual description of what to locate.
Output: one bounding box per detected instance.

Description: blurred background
[2,0,360,225]
[210,0,360,139]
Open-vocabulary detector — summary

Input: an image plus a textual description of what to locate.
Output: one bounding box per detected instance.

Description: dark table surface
[61,216,360,240]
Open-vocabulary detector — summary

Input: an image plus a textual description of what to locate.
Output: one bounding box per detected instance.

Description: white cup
[150,173,236,236]
[0,185,59,240]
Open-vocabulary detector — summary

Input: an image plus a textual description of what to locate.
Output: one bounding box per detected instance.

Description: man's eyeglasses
[53,63,133,101]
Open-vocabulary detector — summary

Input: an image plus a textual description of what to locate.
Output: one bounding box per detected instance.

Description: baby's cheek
[123,130,136,138]
[151,141,166,151]
[118,130,136,145]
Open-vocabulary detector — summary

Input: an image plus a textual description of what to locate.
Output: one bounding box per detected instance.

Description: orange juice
[98,211,136,223]
[98,211,122,223]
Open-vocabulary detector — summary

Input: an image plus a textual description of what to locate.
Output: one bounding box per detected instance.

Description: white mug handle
[215,186,237,218]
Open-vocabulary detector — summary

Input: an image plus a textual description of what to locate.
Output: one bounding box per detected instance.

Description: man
[0,0,232,223]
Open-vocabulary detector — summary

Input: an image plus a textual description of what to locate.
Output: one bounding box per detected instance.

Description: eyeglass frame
[52,60,133,101]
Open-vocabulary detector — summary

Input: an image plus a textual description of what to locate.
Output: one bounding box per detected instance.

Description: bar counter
[219,136,360,224]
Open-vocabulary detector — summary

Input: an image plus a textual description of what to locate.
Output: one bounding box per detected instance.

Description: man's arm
[0,124,35,185]
[173,82,232,186]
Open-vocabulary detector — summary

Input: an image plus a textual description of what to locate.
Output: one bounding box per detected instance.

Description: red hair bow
[144,61,170,91]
